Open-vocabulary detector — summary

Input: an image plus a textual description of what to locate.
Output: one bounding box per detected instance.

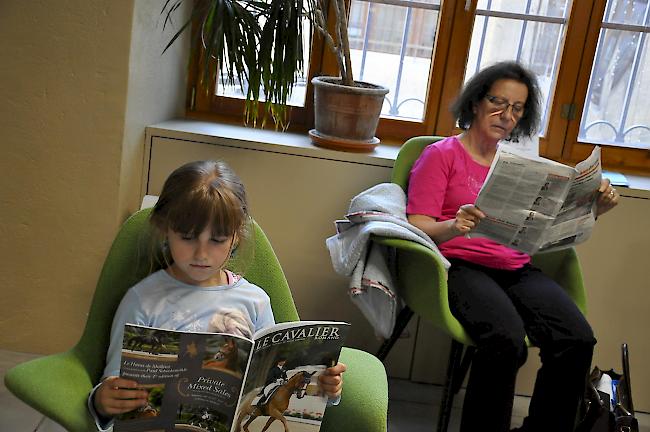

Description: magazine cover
[234,322,350,432]
[114,321,349,432]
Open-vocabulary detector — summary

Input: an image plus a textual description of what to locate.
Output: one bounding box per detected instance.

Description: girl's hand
[596,178,619,217]
[94,376,149,417]
[319,362,347,398]
[453,204,485,235]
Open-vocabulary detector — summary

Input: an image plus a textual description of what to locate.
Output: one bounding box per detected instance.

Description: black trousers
[447,259,596,432]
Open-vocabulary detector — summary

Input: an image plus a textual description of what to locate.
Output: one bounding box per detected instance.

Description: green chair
[374,136,587,432]
[5,208,388,432]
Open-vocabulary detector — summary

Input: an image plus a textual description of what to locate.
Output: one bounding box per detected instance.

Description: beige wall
[0,0,188,354]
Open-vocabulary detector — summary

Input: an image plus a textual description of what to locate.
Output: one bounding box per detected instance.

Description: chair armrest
[373,236,474,346]
[321,347,388,432]
[4,350,97,432]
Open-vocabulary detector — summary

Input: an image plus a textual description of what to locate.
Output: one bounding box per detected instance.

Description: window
[348,0,441,121]
[464,0,572,134]
[188,0,650,174]
[189,0,455,138]
[579,0,650,148]
[561,0,650,171]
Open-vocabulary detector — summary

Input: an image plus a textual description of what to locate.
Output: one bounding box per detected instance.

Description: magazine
[469,145,602,255]
[114,321,350,432]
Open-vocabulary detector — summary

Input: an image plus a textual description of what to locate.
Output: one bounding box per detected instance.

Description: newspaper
[499,133,539,158]
[469,145,602,255]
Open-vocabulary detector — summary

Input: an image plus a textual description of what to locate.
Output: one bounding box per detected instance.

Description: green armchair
[374,136,587,432]
[5,208,388,432]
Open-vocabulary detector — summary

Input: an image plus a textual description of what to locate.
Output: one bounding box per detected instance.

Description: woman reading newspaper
[406,61,618,432]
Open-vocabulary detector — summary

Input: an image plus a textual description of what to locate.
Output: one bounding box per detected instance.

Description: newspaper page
[537,146,601,252]
[498,133,539,158]
[469,145,601,255]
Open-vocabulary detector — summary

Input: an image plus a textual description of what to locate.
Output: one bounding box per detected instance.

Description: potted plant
[162,0,389,151]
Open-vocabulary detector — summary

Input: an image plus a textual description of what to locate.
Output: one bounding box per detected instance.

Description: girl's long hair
[148,160,253,272]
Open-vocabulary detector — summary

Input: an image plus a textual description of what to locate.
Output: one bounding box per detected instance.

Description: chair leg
[437,339,464,432]
[452,346,475,395]
[376,306,414,361]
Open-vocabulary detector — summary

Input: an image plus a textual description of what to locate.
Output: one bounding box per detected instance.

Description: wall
[119,1,189,222]
[0,0,188,354]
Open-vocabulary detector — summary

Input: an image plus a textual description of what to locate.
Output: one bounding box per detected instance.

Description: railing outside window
[579,0,650,149]
[348,0,441,121]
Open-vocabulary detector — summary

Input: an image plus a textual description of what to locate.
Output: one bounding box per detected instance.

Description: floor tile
[387,377,650,432]
[0,349,46,432]
[2,350,649,432]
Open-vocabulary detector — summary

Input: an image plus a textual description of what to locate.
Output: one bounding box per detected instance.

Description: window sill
[146,119,401,169]
[146,119,650,199]
[618,174,650,199]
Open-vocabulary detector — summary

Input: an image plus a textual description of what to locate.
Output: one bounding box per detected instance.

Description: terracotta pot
[310,76,389,152]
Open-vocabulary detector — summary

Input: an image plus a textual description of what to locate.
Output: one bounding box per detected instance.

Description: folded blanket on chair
[326,183,450,339]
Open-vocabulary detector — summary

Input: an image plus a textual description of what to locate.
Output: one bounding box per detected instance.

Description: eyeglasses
[485,94,525,118]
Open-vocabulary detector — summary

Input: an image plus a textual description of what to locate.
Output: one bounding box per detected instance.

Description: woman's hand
[452,204,486,235]
[94,376,149,417]
[408,204,485,245]
[319,362,347,398]
[595,178,619,217]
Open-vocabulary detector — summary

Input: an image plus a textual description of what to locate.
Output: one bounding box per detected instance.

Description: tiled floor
[2,348,649,432]
[387,377,650,432]
[1,350,44,431]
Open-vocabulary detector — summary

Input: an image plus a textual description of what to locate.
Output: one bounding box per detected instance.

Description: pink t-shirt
[406,136,530,270]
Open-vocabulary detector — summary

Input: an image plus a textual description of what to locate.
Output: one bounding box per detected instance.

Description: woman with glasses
[406,61,618,432]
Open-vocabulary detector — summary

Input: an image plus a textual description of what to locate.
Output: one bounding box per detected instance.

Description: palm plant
[162,0,355,129]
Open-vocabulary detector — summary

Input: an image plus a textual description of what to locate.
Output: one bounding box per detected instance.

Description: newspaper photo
[469,145,602,255]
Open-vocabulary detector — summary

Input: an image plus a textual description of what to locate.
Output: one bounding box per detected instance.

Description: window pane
[605,0,649,25]
[465,0,572,134]
[348,0,441,121]
[217,78,308,108]
[579,26,650,148]
[477,0,569,17]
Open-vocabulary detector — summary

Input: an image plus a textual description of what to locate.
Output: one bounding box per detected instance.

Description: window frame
[185,0,650,175]
[186,0,460,136]
[560,0,650,172]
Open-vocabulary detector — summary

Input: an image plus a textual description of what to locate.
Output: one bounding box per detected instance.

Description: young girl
[88,160,346,430]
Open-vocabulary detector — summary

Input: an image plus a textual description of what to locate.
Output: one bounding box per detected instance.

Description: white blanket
[326,183,450,339]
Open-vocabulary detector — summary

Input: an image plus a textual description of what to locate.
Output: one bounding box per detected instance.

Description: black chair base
[377,307,475,432]
[437,340,475,432]
[377,306,414,361]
